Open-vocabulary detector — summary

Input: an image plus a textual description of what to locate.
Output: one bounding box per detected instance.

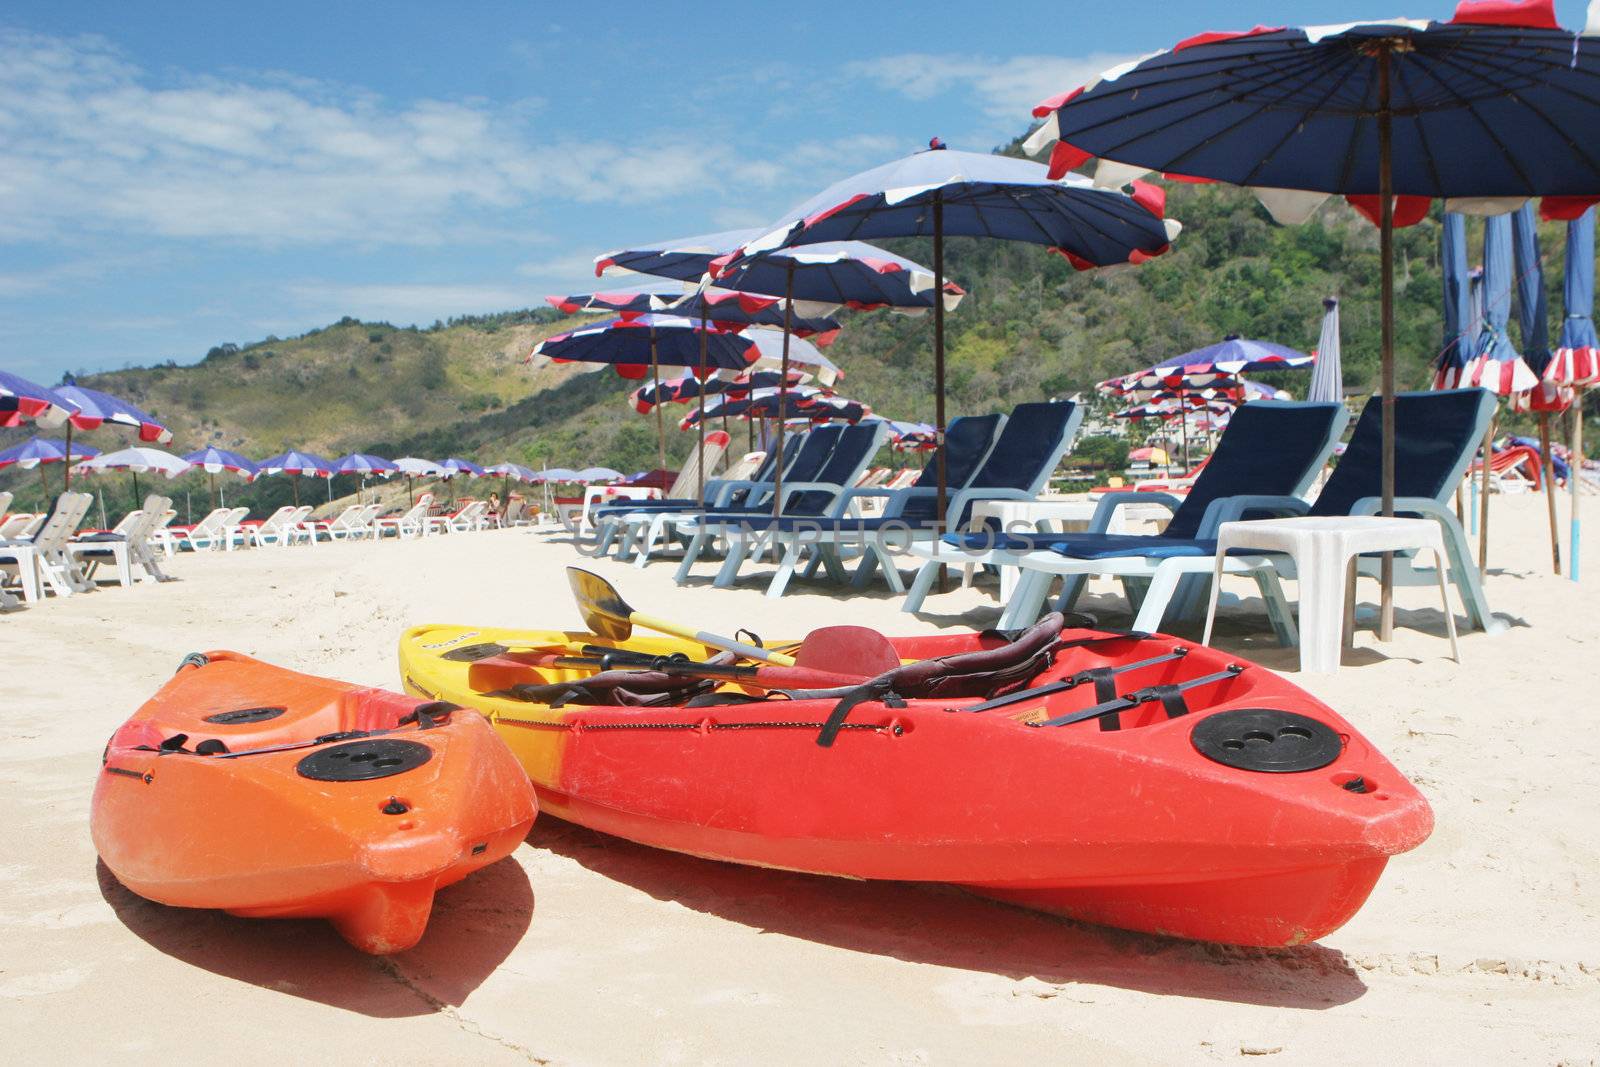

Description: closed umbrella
[1545,207,1600,581]
[1027,2,1600,631]
[1507,203,1564,574]
[1307,298,1344,404]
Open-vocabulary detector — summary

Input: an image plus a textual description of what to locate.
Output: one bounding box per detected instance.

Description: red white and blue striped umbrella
[629,369,810,413]
[54,382,172,443]
[333,453,399,476]
[0,370,72,429]
[0,437,100,488]
[184,446,259,478]
[1546,208,1600,388]
[485,462,538,483]
[719,141,1180,521]
[1026,2,1600,617]
[549,284,843,345]
[1439,214,1539,395]
[258,450,333,478]
[439,457,487,479]
[1104,337,1313,395]
[596,229,963,316]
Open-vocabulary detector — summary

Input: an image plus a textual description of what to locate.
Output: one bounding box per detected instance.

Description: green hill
[3,179,1593,521]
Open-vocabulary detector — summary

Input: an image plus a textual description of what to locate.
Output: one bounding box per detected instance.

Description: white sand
[2,493,1597,1064]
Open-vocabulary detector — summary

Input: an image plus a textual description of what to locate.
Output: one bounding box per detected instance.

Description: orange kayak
[92,651,538,953]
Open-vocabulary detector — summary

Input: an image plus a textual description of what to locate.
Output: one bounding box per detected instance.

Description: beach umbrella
[1027,2,1600,631]
[529,314,833,478]
[719,142,1178,521]
[51,381,172,490]
[1505,203,1565,575]
[629,369,810,413]
[391,456,447,505]
[574,467,624,484]
[257,449,333,506]
[598,228,961,504]
[0,437,99,491]
[76,446,190,510]
[1307,298,1344,404]
[439,458,487,479]
[1545,207,1600,581]
[550,284,843,345]
[182,446,259,508]
[0,370,72,430]
[1436,213,1474,388]
[876,419,938,452]
[485,461,538,499]
[333,453,399,476]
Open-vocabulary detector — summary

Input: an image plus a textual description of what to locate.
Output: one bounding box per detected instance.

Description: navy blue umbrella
[720,142,1178,521]
[1027,1,1600,630]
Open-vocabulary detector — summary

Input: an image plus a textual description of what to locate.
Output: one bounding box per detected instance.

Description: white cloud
[283,281,540,325]
[0,29,776,249]
[846,52,1133,121]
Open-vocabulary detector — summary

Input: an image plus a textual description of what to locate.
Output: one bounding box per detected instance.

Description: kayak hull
[93,651,539,954]
[400,624,1432,946]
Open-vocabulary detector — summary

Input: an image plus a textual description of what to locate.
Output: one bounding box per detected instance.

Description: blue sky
[2,0,1593,379]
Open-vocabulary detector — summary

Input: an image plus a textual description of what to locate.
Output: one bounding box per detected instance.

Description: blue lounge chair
[696,412,1008,597]
[903,399,1347,620]
[593,434,803,561]
[995,389,1503,640]
[673,422,888,587]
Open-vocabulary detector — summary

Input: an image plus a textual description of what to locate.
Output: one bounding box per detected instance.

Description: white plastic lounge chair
[375,500,429,540]
[0,492,94,601]
[305,504,366,542]
[168,507,231,552]
[68,495,173,586]
[249,505,310,547]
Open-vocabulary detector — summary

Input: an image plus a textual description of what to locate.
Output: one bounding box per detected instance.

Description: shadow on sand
[528,819,1368,1010]
[97,855,534,1018]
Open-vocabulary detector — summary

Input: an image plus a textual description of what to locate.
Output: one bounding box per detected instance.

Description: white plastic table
[1202,516,1461,674]
[963,497,1172,599]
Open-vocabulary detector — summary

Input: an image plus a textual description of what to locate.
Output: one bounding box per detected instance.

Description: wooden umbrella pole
[772,261,795,518]
[1377,46,1396,640]
[933,192,949,594]
[63,421,74,492]
[649,329,666,477]
[1540,411,1561,574]
[1573,391,1586,583]
[697,307,709,505]
[1478,412,1497,573]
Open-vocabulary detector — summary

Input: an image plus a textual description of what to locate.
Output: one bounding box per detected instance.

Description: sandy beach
[3,493,1597,1064]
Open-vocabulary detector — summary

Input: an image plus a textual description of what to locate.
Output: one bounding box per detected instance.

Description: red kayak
[399,614,1433,946]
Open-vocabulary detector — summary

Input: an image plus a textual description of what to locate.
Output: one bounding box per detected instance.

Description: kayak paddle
[567,567,798,666]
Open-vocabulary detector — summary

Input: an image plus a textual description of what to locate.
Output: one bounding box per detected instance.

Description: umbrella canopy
[182,446,258,477]
[629,369,810,413]
[257,450,334,478]
[393,457,448,478]
[535,468,580,483]
[531,314,838,377]
[550,284,843,344]
[439,457,487,478]
[1025,7,1600,201]
[724,144,1179,274]
[1107,337,1314,393]
[597,228,964,315]
[1307,297,1344,403]
[879,419,938,452]
[53,382,172,443]
[76,446,190,478]
[333,453,399,476]
[0,370,71,428]
[0,437,99,470]
[485,462,539,483]
[573,467,624,483]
